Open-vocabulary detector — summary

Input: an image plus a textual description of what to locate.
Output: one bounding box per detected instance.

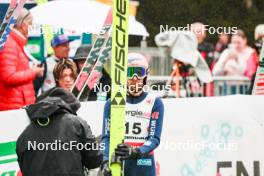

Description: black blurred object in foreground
[16,87,102,176]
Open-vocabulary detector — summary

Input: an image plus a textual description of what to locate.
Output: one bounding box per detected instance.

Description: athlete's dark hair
[53,59,78,86]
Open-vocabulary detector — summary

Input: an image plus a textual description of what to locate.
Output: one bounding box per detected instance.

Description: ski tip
[104,8,113,25]
[10,0,17,7]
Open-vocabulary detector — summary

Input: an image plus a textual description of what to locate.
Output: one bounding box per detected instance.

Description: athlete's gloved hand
[115,143,141,160]
[100,160,112,176]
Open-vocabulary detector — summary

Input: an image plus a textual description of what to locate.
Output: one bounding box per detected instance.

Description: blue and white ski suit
[101,92,164,176]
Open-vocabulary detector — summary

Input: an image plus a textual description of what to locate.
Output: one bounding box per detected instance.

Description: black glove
[100,160,111,176]
[114,143,141,160]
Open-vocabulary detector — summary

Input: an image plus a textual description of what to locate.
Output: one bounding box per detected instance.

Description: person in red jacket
[0,8,43,111]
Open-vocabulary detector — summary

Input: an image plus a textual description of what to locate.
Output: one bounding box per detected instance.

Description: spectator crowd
[0,8,263,111]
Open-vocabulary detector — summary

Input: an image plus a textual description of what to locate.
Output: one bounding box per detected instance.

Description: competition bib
[124,93,156,147]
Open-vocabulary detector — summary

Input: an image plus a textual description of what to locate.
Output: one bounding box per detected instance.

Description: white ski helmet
[128,53,149,69]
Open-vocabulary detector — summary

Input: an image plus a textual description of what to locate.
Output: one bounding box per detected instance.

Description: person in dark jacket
[16,87,103,176]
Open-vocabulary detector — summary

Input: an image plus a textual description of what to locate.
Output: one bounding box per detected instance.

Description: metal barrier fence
[147,76,251,97]
[212,76,251,96]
